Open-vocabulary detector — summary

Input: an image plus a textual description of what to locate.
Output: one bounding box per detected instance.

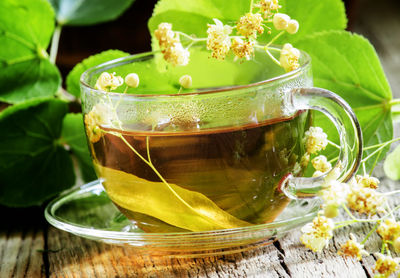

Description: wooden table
[1,0,400,277]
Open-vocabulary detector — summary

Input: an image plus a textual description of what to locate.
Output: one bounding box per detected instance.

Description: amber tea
[89,111,309,232]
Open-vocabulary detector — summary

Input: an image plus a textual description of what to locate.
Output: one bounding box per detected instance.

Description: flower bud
[179,75,192,89]
[286,19,299,34]
[273,13,290,30]
[125,73,140,88]
[324,204,339,218]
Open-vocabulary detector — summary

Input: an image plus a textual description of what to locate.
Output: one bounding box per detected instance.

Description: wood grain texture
[0,228,45,278]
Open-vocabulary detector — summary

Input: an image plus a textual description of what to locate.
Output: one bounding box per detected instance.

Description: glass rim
[80,48,311,98]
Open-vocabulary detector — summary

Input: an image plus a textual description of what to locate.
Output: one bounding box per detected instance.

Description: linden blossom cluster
[300,125,400,277]
[154,0,300,72]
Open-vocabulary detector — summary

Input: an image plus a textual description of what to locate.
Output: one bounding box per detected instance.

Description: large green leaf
[269,0,346,44]
[296,31,393,170]
[0,0,60,104]
[148,0,346,44]
[0,99,74,207]
[66,50,130,97]
[97,164,250,232]
[61,113,96,182]
[48,0,135,26]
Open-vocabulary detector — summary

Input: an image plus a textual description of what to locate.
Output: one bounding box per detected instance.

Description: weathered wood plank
[47,226,292,277]
[0,207,46,278]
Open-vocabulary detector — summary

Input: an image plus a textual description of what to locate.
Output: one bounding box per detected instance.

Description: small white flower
[236,13,264,38]
[300,215,334,252]
[279,43,301,72]
[231,37,255,60]
[312,155,332,173]
[338,233,369,260]
[303,126,328,154]
[163,42,190,66]
[206,18,232,60]
[95,72,124,91]
[154,23,177,49]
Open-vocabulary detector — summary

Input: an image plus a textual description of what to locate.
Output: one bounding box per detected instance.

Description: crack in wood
[273,241,291,277]
[42,224,50,278]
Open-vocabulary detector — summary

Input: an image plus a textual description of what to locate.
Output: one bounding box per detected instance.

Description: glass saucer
[45,180,320,257]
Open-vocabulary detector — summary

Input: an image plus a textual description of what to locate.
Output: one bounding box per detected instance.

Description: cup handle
[281,87,363,199]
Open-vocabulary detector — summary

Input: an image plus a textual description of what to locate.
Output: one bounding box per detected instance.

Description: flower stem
[265,49,281,67]
[265,30,285,48]
[50,24,62,64]
[342,204,357,220]
[175,31,207,42]
[361,222,379,245]
[328,140,341,150]
[363,137,400,150]
[250,0,254,12]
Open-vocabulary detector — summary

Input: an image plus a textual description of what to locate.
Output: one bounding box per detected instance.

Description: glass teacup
[80,47,362,233]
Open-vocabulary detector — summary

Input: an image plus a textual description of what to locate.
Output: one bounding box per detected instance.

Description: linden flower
[84,103,117,143]
[154,23,177,49]
[254,0,281,19]
[280,43,300,72]
[206,18,232,60]
[95,72,123,92]
[312,155,332,173]
[377,219,400,241]
[347,185,386,215]
[236,13,264,38]
[338,233,369,260]
[355,174,380,189]
[320,180,350,218]
[373,254,400,277]
[303,126,328,154]
[163,43,190,66]
[300,153,310,168]
[231,38,255,60]
[300,215,334,252]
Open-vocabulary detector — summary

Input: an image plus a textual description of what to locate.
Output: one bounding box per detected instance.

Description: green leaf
[149,0,250,37]
[148,0,346,45]
[96,164,250,232]
[66,50,130,97]
[384,144,400,180]
[0,99,75,207]
[48,0,135,26]
[0,0,61,103]
[61,113,96,182]
[296,31,393,169]
[268,0,346,44]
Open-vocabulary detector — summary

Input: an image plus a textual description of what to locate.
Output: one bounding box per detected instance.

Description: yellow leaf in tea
[96,164,251,231]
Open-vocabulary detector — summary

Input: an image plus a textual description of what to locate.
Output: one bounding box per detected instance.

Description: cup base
[45,179,320,257]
